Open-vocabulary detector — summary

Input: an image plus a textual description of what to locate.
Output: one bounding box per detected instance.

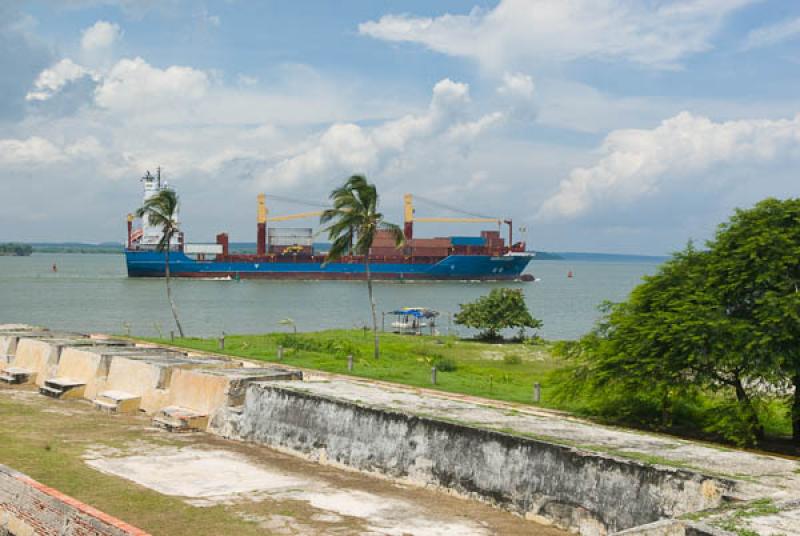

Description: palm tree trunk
[364,256,379,359]
[164,246,185,338]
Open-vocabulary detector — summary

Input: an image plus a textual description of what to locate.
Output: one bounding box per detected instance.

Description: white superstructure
[136,168,181,250]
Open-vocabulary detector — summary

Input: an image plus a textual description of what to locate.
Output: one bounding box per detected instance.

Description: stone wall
[0,464,148,536]
[216,383,735,535]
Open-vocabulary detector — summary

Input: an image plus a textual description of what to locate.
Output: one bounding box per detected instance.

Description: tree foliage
[552,198,800,445]
[454,288,542,340]
[320,174,403,358]
[0,243,33,256]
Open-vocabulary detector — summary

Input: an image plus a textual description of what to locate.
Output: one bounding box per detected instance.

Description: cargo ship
[124,170,534,281]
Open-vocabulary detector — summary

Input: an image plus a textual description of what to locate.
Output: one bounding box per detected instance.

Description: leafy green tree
[705,198,800,440]
[552,245,765,441]
[454,288,542,340]
[320,175,404,359]
[554,198,800,444]
[136,188,185,337]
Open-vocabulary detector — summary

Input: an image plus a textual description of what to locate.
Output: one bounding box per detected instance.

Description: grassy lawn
[143,330,565,407]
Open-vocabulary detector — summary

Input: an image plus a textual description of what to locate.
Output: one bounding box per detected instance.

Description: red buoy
[567,270,573,278]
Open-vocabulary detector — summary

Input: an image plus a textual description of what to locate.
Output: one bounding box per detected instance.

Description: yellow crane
[256,194,326,255]
[403,193,502,240]
[266,210,325,222]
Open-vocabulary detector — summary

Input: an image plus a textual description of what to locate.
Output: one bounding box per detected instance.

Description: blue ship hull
[125,250,533,281]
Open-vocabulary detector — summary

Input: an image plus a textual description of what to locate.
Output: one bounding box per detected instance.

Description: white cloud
[538,111,800,219]
[0,135,103,165]
[25,58,93,101]
[496,72,536,119]
[94,57,209,111]
[743,16,800,50]
[497,72,534,100]
[359,0,755,71]
[81,20,121,53]
[260,79,503,188]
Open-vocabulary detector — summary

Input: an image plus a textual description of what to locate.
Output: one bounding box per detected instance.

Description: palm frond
[326,234,353,263]
[320,174,401,261]
[379,222,406,247]
[136,188,179,252]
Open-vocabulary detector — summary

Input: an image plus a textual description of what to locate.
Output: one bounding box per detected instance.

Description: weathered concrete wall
[218,383,733,535]
[56,347,113,400]
[103,357,174,413]
[168,367,304,416]
[0,464,149,536]
[12,338,66,386]
[0,329,55,371]
[167,368,233,415]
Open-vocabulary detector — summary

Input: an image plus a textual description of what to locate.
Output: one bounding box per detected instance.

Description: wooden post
[431,366,437,385]
[277,345,284,361]
[381,312,385,332]
[219,333,225,350]
[170,330,174,342]
[533,382,541,403]
[347,354,353,372]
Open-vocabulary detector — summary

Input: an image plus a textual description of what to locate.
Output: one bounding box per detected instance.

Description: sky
[1,0,800,255]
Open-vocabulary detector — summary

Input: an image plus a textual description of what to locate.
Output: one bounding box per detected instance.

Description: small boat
[389,307,440,335]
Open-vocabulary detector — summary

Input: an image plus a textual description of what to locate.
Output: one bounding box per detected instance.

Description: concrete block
[39,378,86,400]
[0,367,35,385]
[152,406,208,432]
[94,390,142,414]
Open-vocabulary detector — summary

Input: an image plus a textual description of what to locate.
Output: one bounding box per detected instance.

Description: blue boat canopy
[390,307,439,318]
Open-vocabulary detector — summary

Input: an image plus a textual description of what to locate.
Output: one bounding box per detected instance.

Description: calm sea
[0,253,661,340]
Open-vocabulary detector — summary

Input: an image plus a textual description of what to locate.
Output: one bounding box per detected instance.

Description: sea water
[0,253,660,340]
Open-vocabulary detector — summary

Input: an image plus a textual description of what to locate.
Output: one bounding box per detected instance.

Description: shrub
[274,334,360,358]
[433,356,457,372]
[454,288,542,340]
[503,354,523,365]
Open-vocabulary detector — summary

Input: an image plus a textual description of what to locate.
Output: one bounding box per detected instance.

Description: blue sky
[2,0,800,254]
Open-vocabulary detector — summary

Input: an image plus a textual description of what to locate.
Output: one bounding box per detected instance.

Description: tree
[454,288,542,340]
[705,198,800,440]
[553,245,765,441]
[320,175,404,358]
[553,198,800,445]
[136,188,185,338]
[0,243,32,256]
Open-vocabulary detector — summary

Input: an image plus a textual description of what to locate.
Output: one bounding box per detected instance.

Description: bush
[503,354,523,365]
[274,334,360,358]
[433,356,457,372]
[454,288,542,340]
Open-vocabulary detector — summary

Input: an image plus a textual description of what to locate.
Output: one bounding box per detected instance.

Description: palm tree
[321,175,404,358]
[136,188,185,337]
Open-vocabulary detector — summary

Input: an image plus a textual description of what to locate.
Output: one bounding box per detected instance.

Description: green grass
[142,330,564,407]
[0,391,269,536]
